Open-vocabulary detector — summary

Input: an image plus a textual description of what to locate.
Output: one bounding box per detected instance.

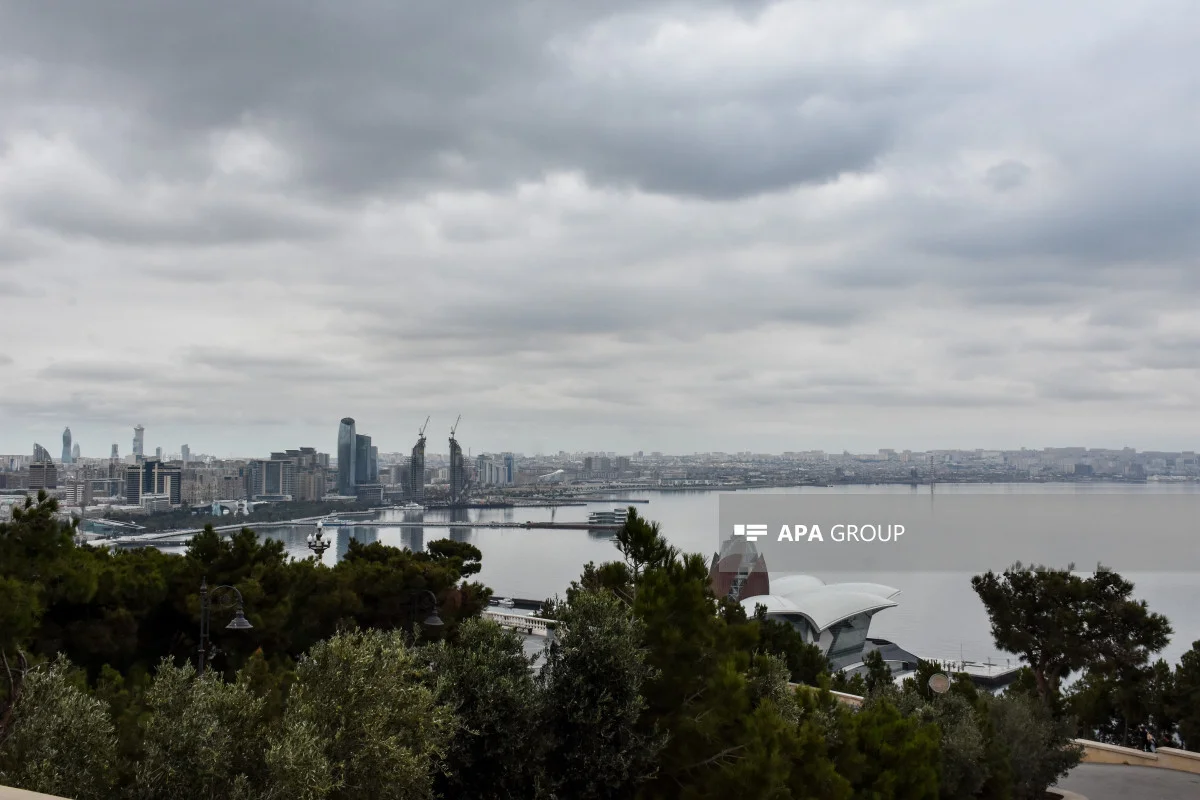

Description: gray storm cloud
[2,0,1199,456]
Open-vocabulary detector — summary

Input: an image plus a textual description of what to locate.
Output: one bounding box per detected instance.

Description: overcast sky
[2,1,1199,458]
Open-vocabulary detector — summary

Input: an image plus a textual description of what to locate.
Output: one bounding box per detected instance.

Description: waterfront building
[337,418,356,495]
[355,483,384,504]
[725,547,901,671]
[588,508,629,526]
[503,453,515,484]
[62,428,73,464]
[133,425,144,460]
[369,446,379,483]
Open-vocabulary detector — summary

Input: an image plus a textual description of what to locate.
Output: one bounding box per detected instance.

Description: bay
[178,483,1200,668]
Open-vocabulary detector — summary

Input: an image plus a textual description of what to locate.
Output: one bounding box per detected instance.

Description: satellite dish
[928,673,951,694]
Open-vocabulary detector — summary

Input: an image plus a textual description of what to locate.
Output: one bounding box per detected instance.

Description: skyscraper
[369,446,378,483]
[111,444,120,460]
[155,447,163,461]
[72,443,80,462]
[62,428,73,464]
[449,435,467,504]
[355,434,372,485]
[337,418,356,495]
[410,432,426,501]
[181,444,190,464]
[133,425,145,460]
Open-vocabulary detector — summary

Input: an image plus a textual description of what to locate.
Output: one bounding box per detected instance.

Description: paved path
[1057,763,1200,799]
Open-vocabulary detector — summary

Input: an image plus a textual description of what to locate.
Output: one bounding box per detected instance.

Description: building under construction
[448,415,468,505]
[409,417,428,501]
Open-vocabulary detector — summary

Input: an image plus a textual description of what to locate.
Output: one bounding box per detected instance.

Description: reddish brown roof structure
[709,545,770,601]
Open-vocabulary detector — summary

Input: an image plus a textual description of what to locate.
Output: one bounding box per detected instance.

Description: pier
[482,609,556,637]
[102,521,622,548]
[318,521,622,531]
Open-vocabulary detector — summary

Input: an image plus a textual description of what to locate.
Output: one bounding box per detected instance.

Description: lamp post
[306,520,331,558]
[197,577,253,672]
[409,589,444,635]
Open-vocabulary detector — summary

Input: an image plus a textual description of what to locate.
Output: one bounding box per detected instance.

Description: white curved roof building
[741,576,900,669]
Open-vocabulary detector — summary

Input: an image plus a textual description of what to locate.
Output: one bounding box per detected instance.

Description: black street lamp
[197,577,253,672]
[409,589,444,634]
[306,521,332,557]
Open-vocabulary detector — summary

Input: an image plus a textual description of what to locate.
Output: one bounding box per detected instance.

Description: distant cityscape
[2,417,1197,524]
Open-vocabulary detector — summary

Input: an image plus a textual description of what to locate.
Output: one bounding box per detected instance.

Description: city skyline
[3,2,1200,455]
[8,419,1200,464]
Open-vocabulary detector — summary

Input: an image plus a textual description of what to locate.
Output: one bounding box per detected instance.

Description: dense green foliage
[971,561,1200,751]
[3,497,1189,799]
[540,591,662,799]
[972,563,1171,708]
[1175,642,1200,749]
[1067,641,1200,749]
[0,656,118,800]
[1,492,488,683]
[268,629,454,800]
[134,661,270,799]
[424,618,545,799]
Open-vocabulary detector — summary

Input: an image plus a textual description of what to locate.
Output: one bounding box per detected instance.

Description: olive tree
[0,656,117,800]
[134,661,271,800]
[266,629,453,800]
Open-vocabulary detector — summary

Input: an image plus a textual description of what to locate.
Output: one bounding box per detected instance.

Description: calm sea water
[178,484,1200,667]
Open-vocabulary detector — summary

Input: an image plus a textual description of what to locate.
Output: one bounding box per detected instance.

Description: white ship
[398,502,425,512]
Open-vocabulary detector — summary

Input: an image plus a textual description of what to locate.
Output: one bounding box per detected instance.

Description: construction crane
[450,414,461,438]
[418,416,429,438]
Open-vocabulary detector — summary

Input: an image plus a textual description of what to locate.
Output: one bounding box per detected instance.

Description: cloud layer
[2,0,1199,457]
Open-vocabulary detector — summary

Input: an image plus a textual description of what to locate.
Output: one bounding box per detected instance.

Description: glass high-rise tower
[62,427,73,464]
[337,418,356,495]
[355,434,372,485]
